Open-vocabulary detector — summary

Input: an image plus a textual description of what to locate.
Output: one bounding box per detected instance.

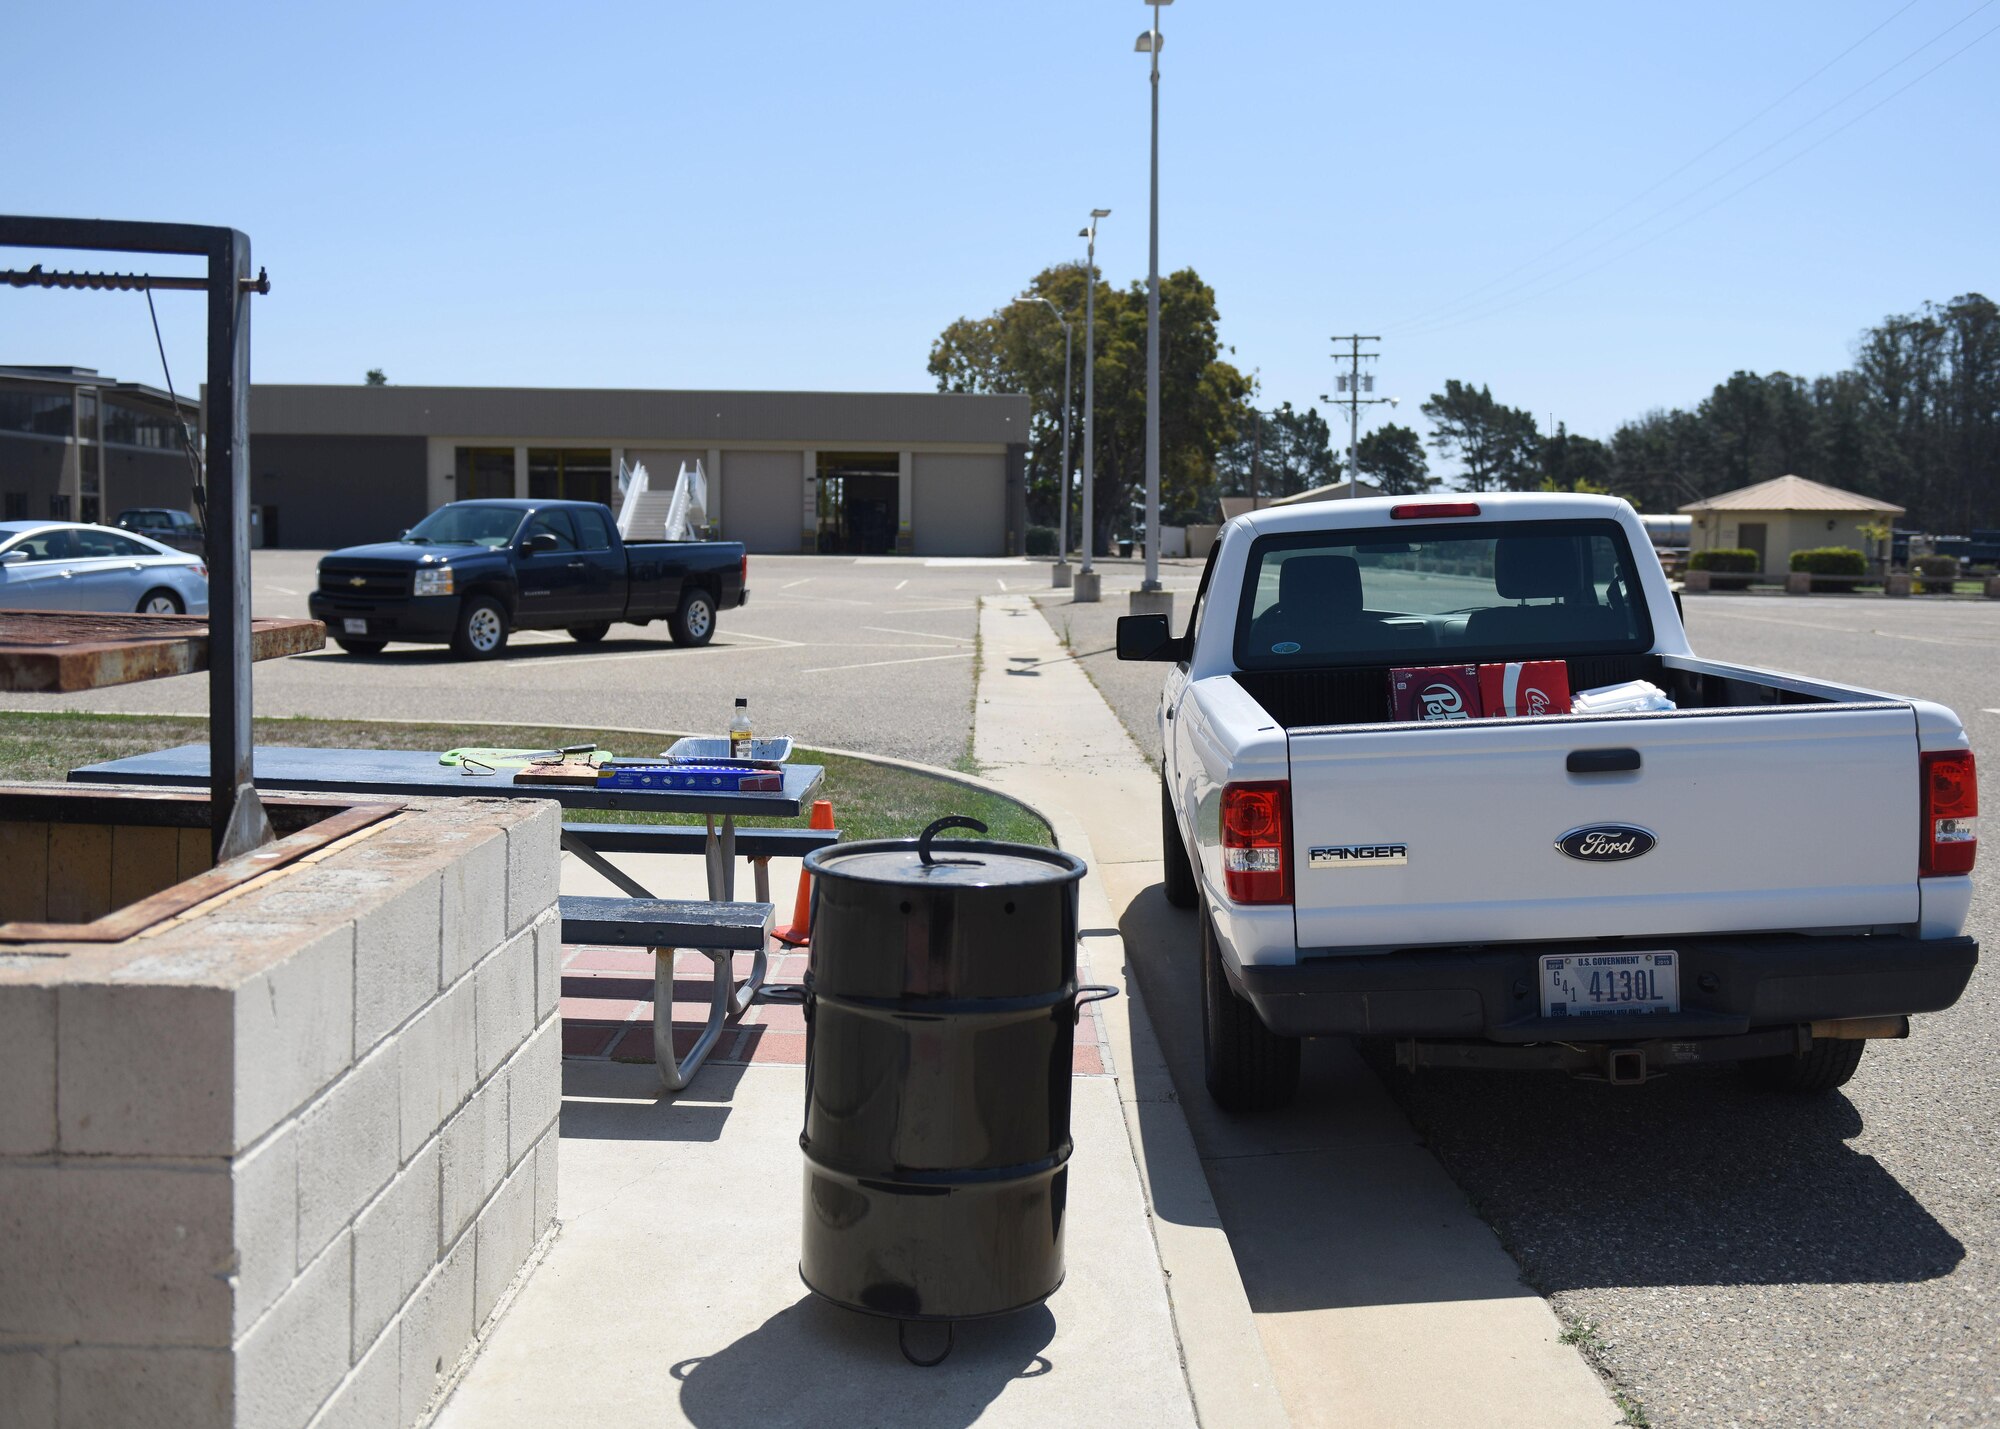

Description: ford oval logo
[1557,825,1656,862]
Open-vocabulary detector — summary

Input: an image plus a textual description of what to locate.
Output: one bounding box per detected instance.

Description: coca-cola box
[1390,664,1483,722]
[1477,660,1573,718]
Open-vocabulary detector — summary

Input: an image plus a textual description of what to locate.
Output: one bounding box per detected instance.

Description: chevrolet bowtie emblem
[348,576,366,587]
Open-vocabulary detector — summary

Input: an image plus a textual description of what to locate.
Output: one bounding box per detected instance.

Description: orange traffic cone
[776,799,835,946]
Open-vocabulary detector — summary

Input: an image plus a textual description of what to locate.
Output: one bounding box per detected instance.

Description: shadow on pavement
[1373,1047,1966,1293]
[1117,879,1963,1311]
[557,1058,745,1143]
[295,636,685,665]
[671,1297,1054,1429]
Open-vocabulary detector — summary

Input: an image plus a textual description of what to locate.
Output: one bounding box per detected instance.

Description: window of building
[454,447,516,500]
[0,390,75,438]
[527,449,612,507]
[103,402,187,449]
[816,452,900,554]
[4,493,27,519]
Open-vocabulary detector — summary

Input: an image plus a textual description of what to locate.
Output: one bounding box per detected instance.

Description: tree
[930,265,1250,549]
[1353,423,1433,494]
[1420,380,1540,491]
[1537,422,1614,493]
[364,369,387,386]
[1216,401,1340,507]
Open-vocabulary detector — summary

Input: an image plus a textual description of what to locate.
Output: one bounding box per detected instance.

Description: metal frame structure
[1,215,271,858]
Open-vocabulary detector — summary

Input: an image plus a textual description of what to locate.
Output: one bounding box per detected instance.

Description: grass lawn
[0,711,1053,847]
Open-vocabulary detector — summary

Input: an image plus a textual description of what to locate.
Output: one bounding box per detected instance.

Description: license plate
[1540,952,1679,1017]
[343,618,367,635]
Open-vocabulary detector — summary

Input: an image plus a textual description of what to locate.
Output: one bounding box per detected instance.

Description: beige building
[244,385,1030,554]
[1680,474,1903,576]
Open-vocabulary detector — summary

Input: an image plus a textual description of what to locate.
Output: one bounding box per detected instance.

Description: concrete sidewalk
[432,757,1200,1421]
[970,594,1620,1429]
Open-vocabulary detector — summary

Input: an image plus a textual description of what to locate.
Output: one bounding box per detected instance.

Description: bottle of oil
[729,698,753,760]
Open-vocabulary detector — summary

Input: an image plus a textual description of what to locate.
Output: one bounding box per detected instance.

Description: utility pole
[1075,208,1110,604]
[1132,0,1172,619]
[1249,408,1262,509]
[1322,334,1396,499]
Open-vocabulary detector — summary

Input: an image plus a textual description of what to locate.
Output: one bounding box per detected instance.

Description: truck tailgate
[1287,706,1920,949]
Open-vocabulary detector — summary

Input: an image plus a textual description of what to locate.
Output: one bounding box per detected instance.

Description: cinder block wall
[0,792,564,1429]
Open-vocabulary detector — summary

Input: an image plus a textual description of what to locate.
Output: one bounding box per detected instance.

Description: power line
[1402,15,2000,339]
[1395,0,1995,338]
[1387,0,1928,331]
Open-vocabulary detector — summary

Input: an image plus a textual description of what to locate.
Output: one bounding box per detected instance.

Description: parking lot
[8,553,1995,1426]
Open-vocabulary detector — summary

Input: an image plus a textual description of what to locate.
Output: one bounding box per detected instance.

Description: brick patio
[559,944,1114,1076]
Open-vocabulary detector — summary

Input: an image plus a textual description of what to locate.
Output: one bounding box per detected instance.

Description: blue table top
[70,744,825,817]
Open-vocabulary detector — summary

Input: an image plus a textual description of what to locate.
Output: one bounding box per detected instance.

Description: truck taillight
[740,554,749,588]
[1921,750,1977,877]
[1222,781,1291,904]
[1391,502,1480,519]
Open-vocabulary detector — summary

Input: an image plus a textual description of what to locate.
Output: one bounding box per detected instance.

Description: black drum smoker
[776,816,1113,1365]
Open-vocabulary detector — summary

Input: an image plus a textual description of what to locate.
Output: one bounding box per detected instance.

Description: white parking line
[862,626,972,643]
[501,636,805,670]
[781,578,812,589]
[264,584,299,595]
[798,650,976,676]
[894,579,909,590]
[1695,606,1997,647]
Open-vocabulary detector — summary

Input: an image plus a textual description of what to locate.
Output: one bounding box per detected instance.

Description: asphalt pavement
[0,550,1037,767]
[1051,579,2000,1429]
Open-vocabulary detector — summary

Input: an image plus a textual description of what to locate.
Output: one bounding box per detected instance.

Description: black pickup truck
[308,499,747,659]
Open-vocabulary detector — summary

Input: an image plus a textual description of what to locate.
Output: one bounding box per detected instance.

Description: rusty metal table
[0,610,323,693]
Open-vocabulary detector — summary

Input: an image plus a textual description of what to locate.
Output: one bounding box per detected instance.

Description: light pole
[1320,389,1400,498]
[1132,0,1173,618]
[1075,208,1110,604]
[1014,294,1073,587]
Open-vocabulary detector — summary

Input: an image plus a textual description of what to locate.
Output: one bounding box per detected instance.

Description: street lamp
[1133,0,1173,617]
[1013,294,1074,587]
[1075,208,1110,604]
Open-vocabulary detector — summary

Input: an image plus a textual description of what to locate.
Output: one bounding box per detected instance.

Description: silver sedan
[0,521,211,616]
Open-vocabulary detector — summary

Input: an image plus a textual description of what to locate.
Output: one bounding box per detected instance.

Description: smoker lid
[807,835,1085,890]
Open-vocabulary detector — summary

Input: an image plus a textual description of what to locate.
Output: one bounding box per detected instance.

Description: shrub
[1689,548,1759,573]
[1025,525,1057,556]
[1912,554,1960,592]
[1789,547,1868,576]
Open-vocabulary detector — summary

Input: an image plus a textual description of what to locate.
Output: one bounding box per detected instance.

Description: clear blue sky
[6,0,1996,464]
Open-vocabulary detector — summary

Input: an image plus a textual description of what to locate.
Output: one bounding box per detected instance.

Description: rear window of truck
[1233,518,1654,669]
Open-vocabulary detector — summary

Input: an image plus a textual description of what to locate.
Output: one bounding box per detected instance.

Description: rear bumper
[1233,932,1979,1042]
[308,591,459,642]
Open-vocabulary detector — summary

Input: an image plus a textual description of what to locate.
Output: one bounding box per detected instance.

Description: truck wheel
[669,589,716,647]
[1201,912,1300,1112]
[451,597,509,660]
[567,622,611,644]
[334,638,386,657]
[1740,1037,1865,1094]
[1161,771,1197,909]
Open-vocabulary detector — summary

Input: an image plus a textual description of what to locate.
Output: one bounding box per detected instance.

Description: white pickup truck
[1119,493,1979,1110]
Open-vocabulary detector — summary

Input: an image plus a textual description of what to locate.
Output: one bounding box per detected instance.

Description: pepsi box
[1390,664,1483,722]
[596,763,782,792]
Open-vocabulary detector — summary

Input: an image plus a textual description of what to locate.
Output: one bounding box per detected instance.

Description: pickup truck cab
[308,499,747,659]
[1121,493,1978,1109]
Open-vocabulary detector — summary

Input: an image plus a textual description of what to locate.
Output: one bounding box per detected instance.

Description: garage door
[912,453,1005,556]
[722,451,804,554]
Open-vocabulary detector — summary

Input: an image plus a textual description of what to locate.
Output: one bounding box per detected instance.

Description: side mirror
[1117,613,1188,662]
[0,550,26,567]
[521,532,560,555]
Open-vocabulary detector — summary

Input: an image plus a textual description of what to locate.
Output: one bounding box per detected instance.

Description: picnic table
[70,743,828,1089]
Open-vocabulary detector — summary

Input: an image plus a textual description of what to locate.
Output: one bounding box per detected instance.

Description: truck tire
[1161,771,1197,909]
[1740,1036,1865,1094]
[451,597,510,660]
[334,638,386,657]
[1202,911,1300,1112]
[567,622,611,644]
[669,588,716,647]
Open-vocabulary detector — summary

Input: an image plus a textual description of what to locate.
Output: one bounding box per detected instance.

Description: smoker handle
[917,815,988,865]
[1074,984,1120,1022]
[755,984,808,1006]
